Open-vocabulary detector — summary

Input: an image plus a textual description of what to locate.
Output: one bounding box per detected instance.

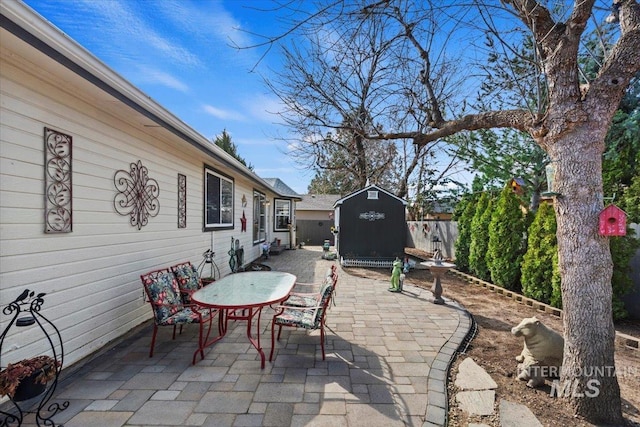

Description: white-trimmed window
[253,191,266,243]
[204,166,233,230]
[367,190,379,200]
[274,199,291,231]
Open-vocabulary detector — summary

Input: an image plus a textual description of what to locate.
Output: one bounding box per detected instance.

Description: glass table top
[191,271,297,309]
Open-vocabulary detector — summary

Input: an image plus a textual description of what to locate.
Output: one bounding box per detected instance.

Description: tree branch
[503,0,561,54]
[568,0,596,38]
[368,109,535,148]
[589,1,640,103]
[391,6,444,126]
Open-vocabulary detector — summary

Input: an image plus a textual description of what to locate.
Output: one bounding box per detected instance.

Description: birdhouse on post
[509,177,526,195]
[599,205,627,236]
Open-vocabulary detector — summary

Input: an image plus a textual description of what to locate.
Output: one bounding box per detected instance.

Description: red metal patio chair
[141,268,215,364]
[170,261,206,304]
[285,266,338,307]
[269,273,337,361]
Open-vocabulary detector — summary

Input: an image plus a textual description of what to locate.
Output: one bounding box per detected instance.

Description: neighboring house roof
[263,178,301,199]
[0,1,293,199]
[430,199,455,214]
[334,184,407,207]
[297,194,341,211]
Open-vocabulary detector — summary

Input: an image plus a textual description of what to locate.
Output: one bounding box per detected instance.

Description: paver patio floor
[12,246,470,427]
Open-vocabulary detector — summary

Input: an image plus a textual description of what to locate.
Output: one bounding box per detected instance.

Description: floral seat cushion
[159,307,201,326]
[284,281,333,308]
[142,271,185,324]
[172,263,199,290]
[284,294,319,307]
[270,268,337,362]
[171,263,202,304]
[275,283,334,329]
[274,307,319,329]
[318,283,333,306]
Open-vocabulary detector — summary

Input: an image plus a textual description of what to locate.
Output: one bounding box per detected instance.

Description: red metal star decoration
[240,210,247,232]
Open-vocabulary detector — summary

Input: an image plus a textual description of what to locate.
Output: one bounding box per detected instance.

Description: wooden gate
[295,219,333,245]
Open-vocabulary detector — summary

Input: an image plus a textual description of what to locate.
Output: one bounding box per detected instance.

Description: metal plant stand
[198,249,220,284]
[1,290,69,426]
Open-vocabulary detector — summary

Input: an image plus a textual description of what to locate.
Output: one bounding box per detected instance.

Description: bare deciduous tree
[254,0,640,423]
[263,2,460,197]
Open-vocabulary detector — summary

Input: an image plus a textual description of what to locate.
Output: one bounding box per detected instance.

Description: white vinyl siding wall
[0,47,263,367]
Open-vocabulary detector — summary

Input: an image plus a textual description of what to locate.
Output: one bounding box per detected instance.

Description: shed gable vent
[367,191,379,200]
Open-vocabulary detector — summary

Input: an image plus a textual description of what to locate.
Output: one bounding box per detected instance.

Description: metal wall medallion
[359,211,385,221]
[44,128,72,233]
[178,173,186,228]
[113,160,160,230]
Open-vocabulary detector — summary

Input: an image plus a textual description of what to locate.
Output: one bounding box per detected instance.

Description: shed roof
[297,194,341,211]
[334,185,407,207]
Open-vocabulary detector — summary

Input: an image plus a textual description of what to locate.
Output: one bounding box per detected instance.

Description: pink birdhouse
[599,205,627,236]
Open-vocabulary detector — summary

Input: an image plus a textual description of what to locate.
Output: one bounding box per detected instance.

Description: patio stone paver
[128,400,197,425]
[56,379,125,399]
[63,411,133,427]
[254,383,305,402]
[8,246,472,427]
[176,365,229,382]
[121,372,181,390]
[195,391,254,413]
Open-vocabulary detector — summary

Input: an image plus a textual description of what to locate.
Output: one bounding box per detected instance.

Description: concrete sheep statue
[511,316,564,388]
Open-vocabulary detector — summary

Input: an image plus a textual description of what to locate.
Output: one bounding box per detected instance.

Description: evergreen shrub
[469,192,492,281]
[610,230,640,320]
[453,195,477,272]
[521,202,558,303]
[487,186,526,290]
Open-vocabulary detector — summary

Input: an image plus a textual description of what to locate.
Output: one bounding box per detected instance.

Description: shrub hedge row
[454,186,638,320]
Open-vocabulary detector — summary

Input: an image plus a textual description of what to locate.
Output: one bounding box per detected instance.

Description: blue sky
[23,0,312,194]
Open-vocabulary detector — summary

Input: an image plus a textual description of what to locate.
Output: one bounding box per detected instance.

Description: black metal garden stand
[1,290,69,426]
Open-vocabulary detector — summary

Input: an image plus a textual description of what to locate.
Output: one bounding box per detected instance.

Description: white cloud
[159,1,242,40]
[236,137,276,146]
[156,0,259,66]
[242,94,285,123]
[136,67,189,92]
[72,0,202,68]
[202,104,246,121]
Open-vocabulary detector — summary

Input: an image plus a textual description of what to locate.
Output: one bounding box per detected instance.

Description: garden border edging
[449,269,639,351]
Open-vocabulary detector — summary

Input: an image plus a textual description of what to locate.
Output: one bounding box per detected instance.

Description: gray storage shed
[334,184,407,267]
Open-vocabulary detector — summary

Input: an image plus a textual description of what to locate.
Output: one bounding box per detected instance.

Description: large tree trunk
[549,121,623,424]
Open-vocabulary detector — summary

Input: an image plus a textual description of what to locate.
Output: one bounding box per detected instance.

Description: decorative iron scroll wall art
[113,160,160,230]
[44,128,72,233]
[178,173,186,228]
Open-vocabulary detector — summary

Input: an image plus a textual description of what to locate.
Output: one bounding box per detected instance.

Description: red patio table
[191,270,296,368]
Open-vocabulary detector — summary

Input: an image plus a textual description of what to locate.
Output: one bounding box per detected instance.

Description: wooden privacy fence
[406,220,458,260]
